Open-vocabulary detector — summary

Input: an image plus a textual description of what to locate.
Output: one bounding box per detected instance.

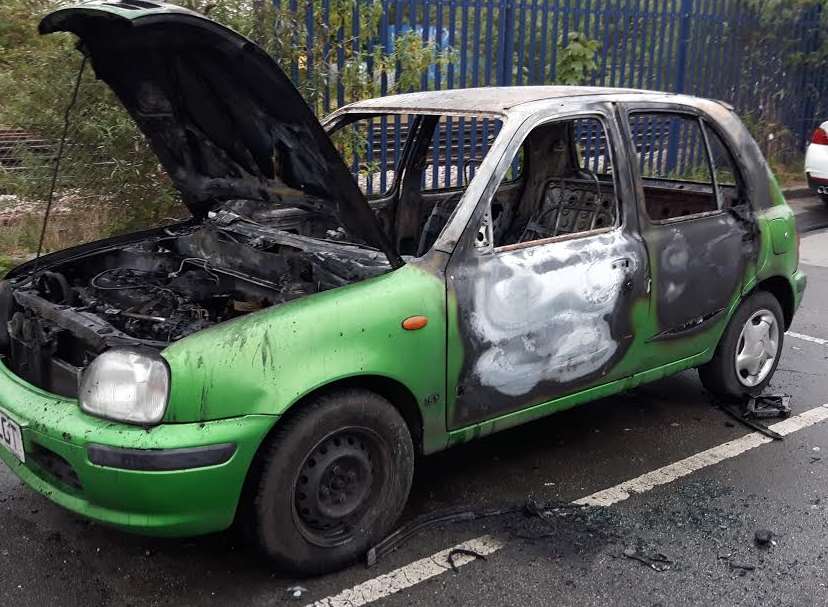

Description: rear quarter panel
[750,174,801,297]
[697,102,799,308]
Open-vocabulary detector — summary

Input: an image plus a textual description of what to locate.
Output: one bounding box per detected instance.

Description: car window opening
[629,112,744,222]
[329,113,503,258]
[487,116,619,250]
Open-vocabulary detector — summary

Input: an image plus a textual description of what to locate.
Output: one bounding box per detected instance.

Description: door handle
[611,257,632,270]
[611,257,635,293]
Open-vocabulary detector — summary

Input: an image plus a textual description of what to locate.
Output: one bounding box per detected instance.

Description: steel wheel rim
[291,427,387,548]
[735,308,779,387]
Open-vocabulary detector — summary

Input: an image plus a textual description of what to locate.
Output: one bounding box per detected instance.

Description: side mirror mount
[474,209,492,251]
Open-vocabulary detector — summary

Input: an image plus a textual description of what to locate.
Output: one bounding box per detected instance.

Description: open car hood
[40,1,402,267]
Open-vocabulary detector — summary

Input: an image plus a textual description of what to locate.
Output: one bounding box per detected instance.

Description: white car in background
[805,121,828,205]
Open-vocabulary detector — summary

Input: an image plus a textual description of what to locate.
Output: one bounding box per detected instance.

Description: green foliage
[265,0,454,173]
[268,0,453,114]
[0,0,182,254]
[741,0,827,69]
[554,32,600,86]
[732,0,825,166]
[0,256,13,279]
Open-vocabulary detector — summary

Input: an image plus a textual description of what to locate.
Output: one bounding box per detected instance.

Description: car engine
[0,209,391,397]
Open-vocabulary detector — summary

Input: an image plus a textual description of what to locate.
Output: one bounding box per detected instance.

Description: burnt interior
[480,120,619,248]
[0,206,389,397]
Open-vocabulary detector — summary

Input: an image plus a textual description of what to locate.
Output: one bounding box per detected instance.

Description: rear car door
[621,104,755,361]
[446,107,650,429]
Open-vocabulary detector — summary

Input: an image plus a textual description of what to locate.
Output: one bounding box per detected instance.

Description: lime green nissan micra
[0,0,805,574]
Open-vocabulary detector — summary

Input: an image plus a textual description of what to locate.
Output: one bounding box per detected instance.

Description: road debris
[524,496,584,520]
[287,586,308,600]
[622,546,673,572]
[365,503,522,567]
[447,548,487,572]
[745,394,792,419]
[713,394,792,440]
[715,549,757,574]
[754,529,775,547]
[366,497,586,567]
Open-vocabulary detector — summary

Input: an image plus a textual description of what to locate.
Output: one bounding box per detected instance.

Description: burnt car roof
[339,86,675,115]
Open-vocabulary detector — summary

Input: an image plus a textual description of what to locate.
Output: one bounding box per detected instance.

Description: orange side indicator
[401,315,429,331]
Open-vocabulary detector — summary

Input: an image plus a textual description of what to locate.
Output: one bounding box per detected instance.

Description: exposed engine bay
[0,205,391,397]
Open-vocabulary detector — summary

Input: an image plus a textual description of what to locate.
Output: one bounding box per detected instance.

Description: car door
[621,104,754,360]
[445,107,651,430]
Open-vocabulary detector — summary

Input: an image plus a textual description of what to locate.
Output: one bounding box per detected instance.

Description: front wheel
[245,389,414,575]
[820,193,828,206]
[699,291,784,399]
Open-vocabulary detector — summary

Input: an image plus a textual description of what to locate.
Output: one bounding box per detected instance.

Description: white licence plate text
[0,410,24,463]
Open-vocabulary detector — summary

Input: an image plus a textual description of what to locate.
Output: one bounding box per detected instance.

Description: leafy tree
[0,0,178,253]
[555,32,600,85]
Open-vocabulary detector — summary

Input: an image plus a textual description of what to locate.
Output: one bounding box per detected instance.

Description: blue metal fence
[272,0,826,153]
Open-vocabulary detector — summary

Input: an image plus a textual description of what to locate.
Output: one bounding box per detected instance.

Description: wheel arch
[285,375,425,454]
[233,374,424,531]
[750,275,795,329]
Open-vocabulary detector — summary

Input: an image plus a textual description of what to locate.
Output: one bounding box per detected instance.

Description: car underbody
[1,203,390,398]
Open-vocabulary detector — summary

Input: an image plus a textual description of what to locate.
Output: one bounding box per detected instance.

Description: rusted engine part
[12,225,389,345]
[2,223,391,397]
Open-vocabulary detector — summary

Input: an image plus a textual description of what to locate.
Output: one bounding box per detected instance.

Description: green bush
[0,0,184,256]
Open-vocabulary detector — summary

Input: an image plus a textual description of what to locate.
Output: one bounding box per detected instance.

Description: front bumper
[0,359,276,537]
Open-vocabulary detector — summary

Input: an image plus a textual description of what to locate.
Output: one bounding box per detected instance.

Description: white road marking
[576,404,828,506]
[307,535,504,607]
[309,404,828,606]
[787,331,828,346]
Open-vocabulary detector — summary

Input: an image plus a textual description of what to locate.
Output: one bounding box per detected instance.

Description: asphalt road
[1,196,827,607]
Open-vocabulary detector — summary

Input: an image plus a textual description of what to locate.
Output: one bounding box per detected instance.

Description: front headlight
[79,349,170,425]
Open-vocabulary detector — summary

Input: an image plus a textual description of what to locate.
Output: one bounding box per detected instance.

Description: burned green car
[0,1,805,575]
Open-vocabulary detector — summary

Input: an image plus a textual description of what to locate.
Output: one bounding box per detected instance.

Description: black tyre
[699,291,784,400]
[820,193,828,206]
[246,389,414,575]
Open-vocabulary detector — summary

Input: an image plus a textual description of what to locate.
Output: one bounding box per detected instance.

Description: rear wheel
[245,389,414,575]
[820,193,828,206]
[699,291,784,399]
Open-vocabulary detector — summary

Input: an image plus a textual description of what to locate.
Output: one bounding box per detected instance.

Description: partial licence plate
[0,409,24,463]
